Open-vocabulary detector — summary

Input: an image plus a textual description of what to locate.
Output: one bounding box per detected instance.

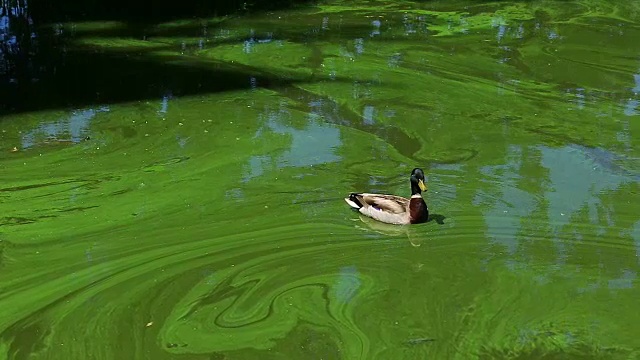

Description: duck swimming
[344,168,429,225]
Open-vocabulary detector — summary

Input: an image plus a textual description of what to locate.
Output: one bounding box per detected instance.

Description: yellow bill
[418,179,427,191]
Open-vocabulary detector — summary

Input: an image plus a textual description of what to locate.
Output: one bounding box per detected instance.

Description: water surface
[1,0,640,358]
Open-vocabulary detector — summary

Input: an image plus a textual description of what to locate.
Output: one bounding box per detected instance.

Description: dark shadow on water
[0,46,314,116]
[0,0,321,116]
[30,0,316,24]
[428,214,446,225]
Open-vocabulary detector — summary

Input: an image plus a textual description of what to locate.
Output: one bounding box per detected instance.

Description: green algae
[71,37,167,51]
[1,0,640,359]
[198,40,315,78]
[65,21,128,33]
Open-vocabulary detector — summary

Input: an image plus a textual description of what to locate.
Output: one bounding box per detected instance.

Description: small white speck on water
[561,213,565,216]
[178,122,183,126]
[236,137,240,140]
[146,322,153,327]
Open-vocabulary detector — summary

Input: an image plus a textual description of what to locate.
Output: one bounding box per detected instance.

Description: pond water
[1,0,640,358]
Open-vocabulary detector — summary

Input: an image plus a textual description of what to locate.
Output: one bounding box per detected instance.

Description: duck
[344,168,429,225]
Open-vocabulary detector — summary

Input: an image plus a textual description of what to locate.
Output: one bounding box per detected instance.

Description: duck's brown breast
[409,197,429,224]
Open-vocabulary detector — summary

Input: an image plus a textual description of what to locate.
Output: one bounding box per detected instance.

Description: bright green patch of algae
[1,0,640,359]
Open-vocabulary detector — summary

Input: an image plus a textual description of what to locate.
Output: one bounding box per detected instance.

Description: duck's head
[410,168,427,194]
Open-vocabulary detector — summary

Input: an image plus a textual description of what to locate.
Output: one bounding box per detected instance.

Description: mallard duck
[344,168,429,225]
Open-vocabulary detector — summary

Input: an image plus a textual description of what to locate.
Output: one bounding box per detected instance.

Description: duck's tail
[344,193,364,209]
